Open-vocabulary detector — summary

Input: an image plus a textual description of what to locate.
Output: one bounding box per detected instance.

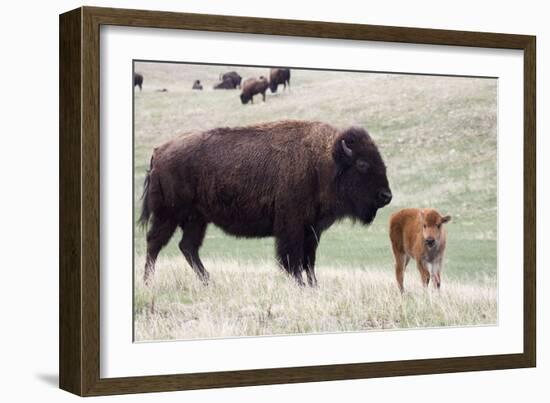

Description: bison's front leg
[275,227,306,287]
[178,217,210,284]
[303,226,321,287]
[416,258,430,288]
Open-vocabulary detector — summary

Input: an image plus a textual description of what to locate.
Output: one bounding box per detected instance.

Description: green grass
[133,62,497,340]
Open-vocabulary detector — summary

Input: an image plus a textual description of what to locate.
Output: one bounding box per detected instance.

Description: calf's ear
[441,215,452,224]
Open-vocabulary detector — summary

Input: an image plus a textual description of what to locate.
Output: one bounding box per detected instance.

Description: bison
[192,80,203,90]
[214,71,242,89]
[240,77,269,104]
[269,68,291,93]
[139,120,392,286]
[134,73,143,91]
[213,79,235,89]
[389,208,451,293]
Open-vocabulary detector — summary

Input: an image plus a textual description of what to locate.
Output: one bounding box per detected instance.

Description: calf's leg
[431,259,443,289]
[393,253,408,293]
[416,258,430,288]
[390,238,408,293]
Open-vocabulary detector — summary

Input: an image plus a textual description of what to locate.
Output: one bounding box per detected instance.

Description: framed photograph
[59,6,536,396]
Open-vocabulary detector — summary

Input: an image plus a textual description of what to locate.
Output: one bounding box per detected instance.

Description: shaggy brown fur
[269,68,291,93]
[140,120,392,286]
[240,77,269,104]
[389,208,451,292]
[134,72,143,91]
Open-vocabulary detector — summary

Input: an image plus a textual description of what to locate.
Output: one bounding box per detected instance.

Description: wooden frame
[59,6,536,396]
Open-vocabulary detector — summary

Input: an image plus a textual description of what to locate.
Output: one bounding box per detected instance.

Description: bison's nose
[377,190,392,206]
[425,238,436,247]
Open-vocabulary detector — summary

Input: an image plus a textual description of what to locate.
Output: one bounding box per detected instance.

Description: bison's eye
[356,159,369,173]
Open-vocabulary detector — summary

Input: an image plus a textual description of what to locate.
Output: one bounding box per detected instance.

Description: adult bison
[214,71,242,89]
[134,72,143,91]
[269,68,290,93]
[240,77,269,104]
[139,120,392,286]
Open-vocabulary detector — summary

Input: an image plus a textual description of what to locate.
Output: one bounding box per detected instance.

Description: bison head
[332,127,392,224]
[269,81,278,93]
[419,209,451,249]
[240,93,251,104]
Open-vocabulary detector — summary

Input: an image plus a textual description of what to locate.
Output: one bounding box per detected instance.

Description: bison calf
[389,208,451,292]
[240,77,269,104]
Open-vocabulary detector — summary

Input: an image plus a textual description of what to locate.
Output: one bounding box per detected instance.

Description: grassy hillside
[133,62,497,340]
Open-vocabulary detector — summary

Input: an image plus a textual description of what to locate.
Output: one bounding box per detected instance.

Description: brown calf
[389,208,451,292]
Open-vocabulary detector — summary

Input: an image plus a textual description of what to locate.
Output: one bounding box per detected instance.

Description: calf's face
[333,127,392,224]
[420,210,451,249]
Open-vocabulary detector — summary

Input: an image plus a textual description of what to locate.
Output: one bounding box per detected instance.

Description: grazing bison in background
[214,71,242,89]
[139,120,392,286]
[134,73,143,91]
[240,77,269,104]
[213,79,235,89]
[389,208,451,293]
[269,68,291,93]
[192,80,203,90]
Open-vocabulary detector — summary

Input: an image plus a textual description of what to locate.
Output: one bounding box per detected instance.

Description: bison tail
[138,156,154,228]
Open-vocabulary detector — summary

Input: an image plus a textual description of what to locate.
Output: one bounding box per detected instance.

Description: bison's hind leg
[390,235,409,293]
[178,217,210,284]
[144,214,178,284]
[393,253,409,294]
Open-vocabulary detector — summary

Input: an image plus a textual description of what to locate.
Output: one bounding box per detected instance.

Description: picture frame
[59,6,536,396]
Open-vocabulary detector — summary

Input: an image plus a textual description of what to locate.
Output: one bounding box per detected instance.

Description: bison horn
[341,139,353,158]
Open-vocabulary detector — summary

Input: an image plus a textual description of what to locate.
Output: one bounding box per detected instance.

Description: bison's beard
[359,206,378,225]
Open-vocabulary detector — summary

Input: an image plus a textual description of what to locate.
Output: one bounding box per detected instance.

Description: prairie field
[133,61,498,341]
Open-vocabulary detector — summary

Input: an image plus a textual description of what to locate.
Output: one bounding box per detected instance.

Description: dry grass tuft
[134,258,496,341]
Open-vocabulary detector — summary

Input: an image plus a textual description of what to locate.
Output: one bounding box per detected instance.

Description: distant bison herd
[134,68,291,105]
